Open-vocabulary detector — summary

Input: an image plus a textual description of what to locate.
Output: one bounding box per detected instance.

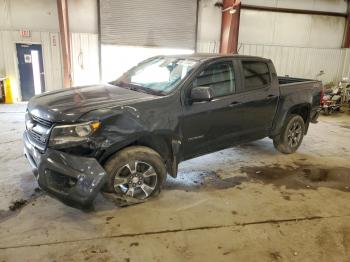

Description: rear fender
[271,103,311,137]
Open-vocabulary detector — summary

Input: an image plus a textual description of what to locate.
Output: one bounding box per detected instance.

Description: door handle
[228,101,240,107]
[267,94,275,98]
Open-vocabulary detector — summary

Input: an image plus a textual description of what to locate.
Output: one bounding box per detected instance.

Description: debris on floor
[8,199,27,211]
[102,192,147,207]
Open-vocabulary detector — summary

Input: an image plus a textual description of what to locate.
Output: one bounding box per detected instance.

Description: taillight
[320,90,324,104]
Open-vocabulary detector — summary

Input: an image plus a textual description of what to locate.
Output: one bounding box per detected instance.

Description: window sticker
[24,54,32,63]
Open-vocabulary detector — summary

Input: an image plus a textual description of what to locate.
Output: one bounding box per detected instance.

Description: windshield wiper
[110,81,164,96]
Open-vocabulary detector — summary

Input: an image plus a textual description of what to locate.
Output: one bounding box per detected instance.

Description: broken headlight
[49,121,101,147]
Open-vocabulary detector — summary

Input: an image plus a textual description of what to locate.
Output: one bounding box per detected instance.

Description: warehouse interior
[0,0,350,261]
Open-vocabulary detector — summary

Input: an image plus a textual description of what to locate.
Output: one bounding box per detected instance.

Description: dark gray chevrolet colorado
[23,54,322,207]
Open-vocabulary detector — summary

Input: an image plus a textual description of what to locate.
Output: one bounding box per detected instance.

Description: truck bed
[278,76,322,98]
[275,76,322,127]
[278,76,316,86]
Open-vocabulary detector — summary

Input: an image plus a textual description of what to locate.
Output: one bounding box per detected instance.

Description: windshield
[110,57,198,95]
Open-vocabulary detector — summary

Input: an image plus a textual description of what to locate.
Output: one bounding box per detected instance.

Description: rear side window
[242,61,271,91]
[192,61,235,98]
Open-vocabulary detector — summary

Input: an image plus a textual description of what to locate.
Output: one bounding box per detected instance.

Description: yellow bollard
[4,78,13,104]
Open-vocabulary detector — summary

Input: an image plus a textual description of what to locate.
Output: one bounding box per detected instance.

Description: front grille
[31,114,53,128]
[26,113,53,151]
[28,129,47,145]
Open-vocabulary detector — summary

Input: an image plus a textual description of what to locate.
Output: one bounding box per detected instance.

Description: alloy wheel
[287,121,302,148]
[113,160,158,199]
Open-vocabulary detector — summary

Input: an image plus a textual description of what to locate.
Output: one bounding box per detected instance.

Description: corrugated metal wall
[239,44,350,84]
[100,0,197,49]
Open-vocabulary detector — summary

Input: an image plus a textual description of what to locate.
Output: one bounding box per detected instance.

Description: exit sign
[20,30,31,37]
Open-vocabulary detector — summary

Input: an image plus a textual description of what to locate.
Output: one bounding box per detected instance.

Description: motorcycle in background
[340,77,350,106]
[321,77,350,115]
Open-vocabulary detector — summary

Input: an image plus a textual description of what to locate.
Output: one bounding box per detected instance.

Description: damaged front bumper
[23,131,107,207]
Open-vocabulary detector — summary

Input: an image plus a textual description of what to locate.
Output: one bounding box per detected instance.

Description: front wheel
[273,114,305,154]
[103,146,166,200]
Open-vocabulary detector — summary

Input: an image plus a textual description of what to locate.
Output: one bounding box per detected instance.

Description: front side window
[192,61,235,98]
[110,57,198,95]
[242,61,271,91]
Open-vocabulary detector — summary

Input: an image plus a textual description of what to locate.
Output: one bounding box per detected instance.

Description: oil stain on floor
[166,163,350,193]
[241,163,350,192]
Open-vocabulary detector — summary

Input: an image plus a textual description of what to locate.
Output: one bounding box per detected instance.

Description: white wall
[197,0,222,53]
[71,33,100,86]
[240,43,350,84]
[197,0,348,51]
[239,10,346,48]
[0,31,5,76]
[196,0,349,83]
[0,0,98,33]
[68,0,98,34]
[341,49,350,80]
[0,30,63,101]
[0,0,59,31]
[0,0,99,101]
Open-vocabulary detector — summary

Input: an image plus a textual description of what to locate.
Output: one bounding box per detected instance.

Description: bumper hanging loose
[23,131,107,207]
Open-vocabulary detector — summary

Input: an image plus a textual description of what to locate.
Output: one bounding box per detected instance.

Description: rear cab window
[241,61,271,92]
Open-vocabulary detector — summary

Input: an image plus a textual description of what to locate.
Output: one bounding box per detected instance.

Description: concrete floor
[0,103,349,262]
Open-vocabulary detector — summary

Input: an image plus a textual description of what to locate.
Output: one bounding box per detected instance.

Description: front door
[16,43,45,101]
[181,59,243,159]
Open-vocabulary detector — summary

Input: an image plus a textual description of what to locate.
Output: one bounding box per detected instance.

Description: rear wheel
[103,146,166,200]
[273,114,305,154]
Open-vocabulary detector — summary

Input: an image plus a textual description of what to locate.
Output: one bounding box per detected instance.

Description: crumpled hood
[27,84,155,122]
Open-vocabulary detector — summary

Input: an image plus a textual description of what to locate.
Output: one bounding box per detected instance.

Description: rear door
[235,59,279,138]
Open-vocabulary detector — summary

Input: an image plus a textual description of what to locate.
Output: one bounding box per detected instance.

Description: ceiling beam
[241,4,347,18]
[57,0,72,88]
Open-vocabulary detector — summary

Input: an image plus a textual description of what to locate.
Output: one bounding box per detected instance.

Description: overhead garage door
[99,0,197,49]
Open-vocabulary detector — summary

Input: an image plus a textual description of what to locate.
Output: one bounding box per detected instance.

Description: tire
[273,114,305,154]
[102,146,166,200]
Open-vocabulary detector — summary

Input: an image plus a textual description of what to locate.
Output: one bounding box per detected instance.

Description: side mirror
[190,86,214,103]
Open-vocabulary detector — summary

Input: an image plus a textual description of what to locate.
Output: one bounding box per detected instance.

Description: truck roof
[164,53,269,62]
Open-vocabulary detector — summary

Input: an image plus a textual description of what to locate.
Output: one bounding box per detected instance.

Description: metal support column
[220,0,241,54]
[57,0,72,88]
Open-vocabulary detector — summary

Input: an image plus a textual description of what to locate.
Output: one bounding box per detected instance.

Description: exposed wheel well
[288,104,310,134]
[289,104,310,124]
[100,135,175,176]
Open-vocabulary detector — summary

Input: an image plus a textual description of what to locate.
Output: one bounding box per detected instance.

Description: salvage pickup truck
[23,54,322,206]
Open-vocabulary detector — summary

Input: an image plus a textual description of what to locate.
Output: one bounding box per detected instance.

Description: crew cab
[23,54,322,207]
